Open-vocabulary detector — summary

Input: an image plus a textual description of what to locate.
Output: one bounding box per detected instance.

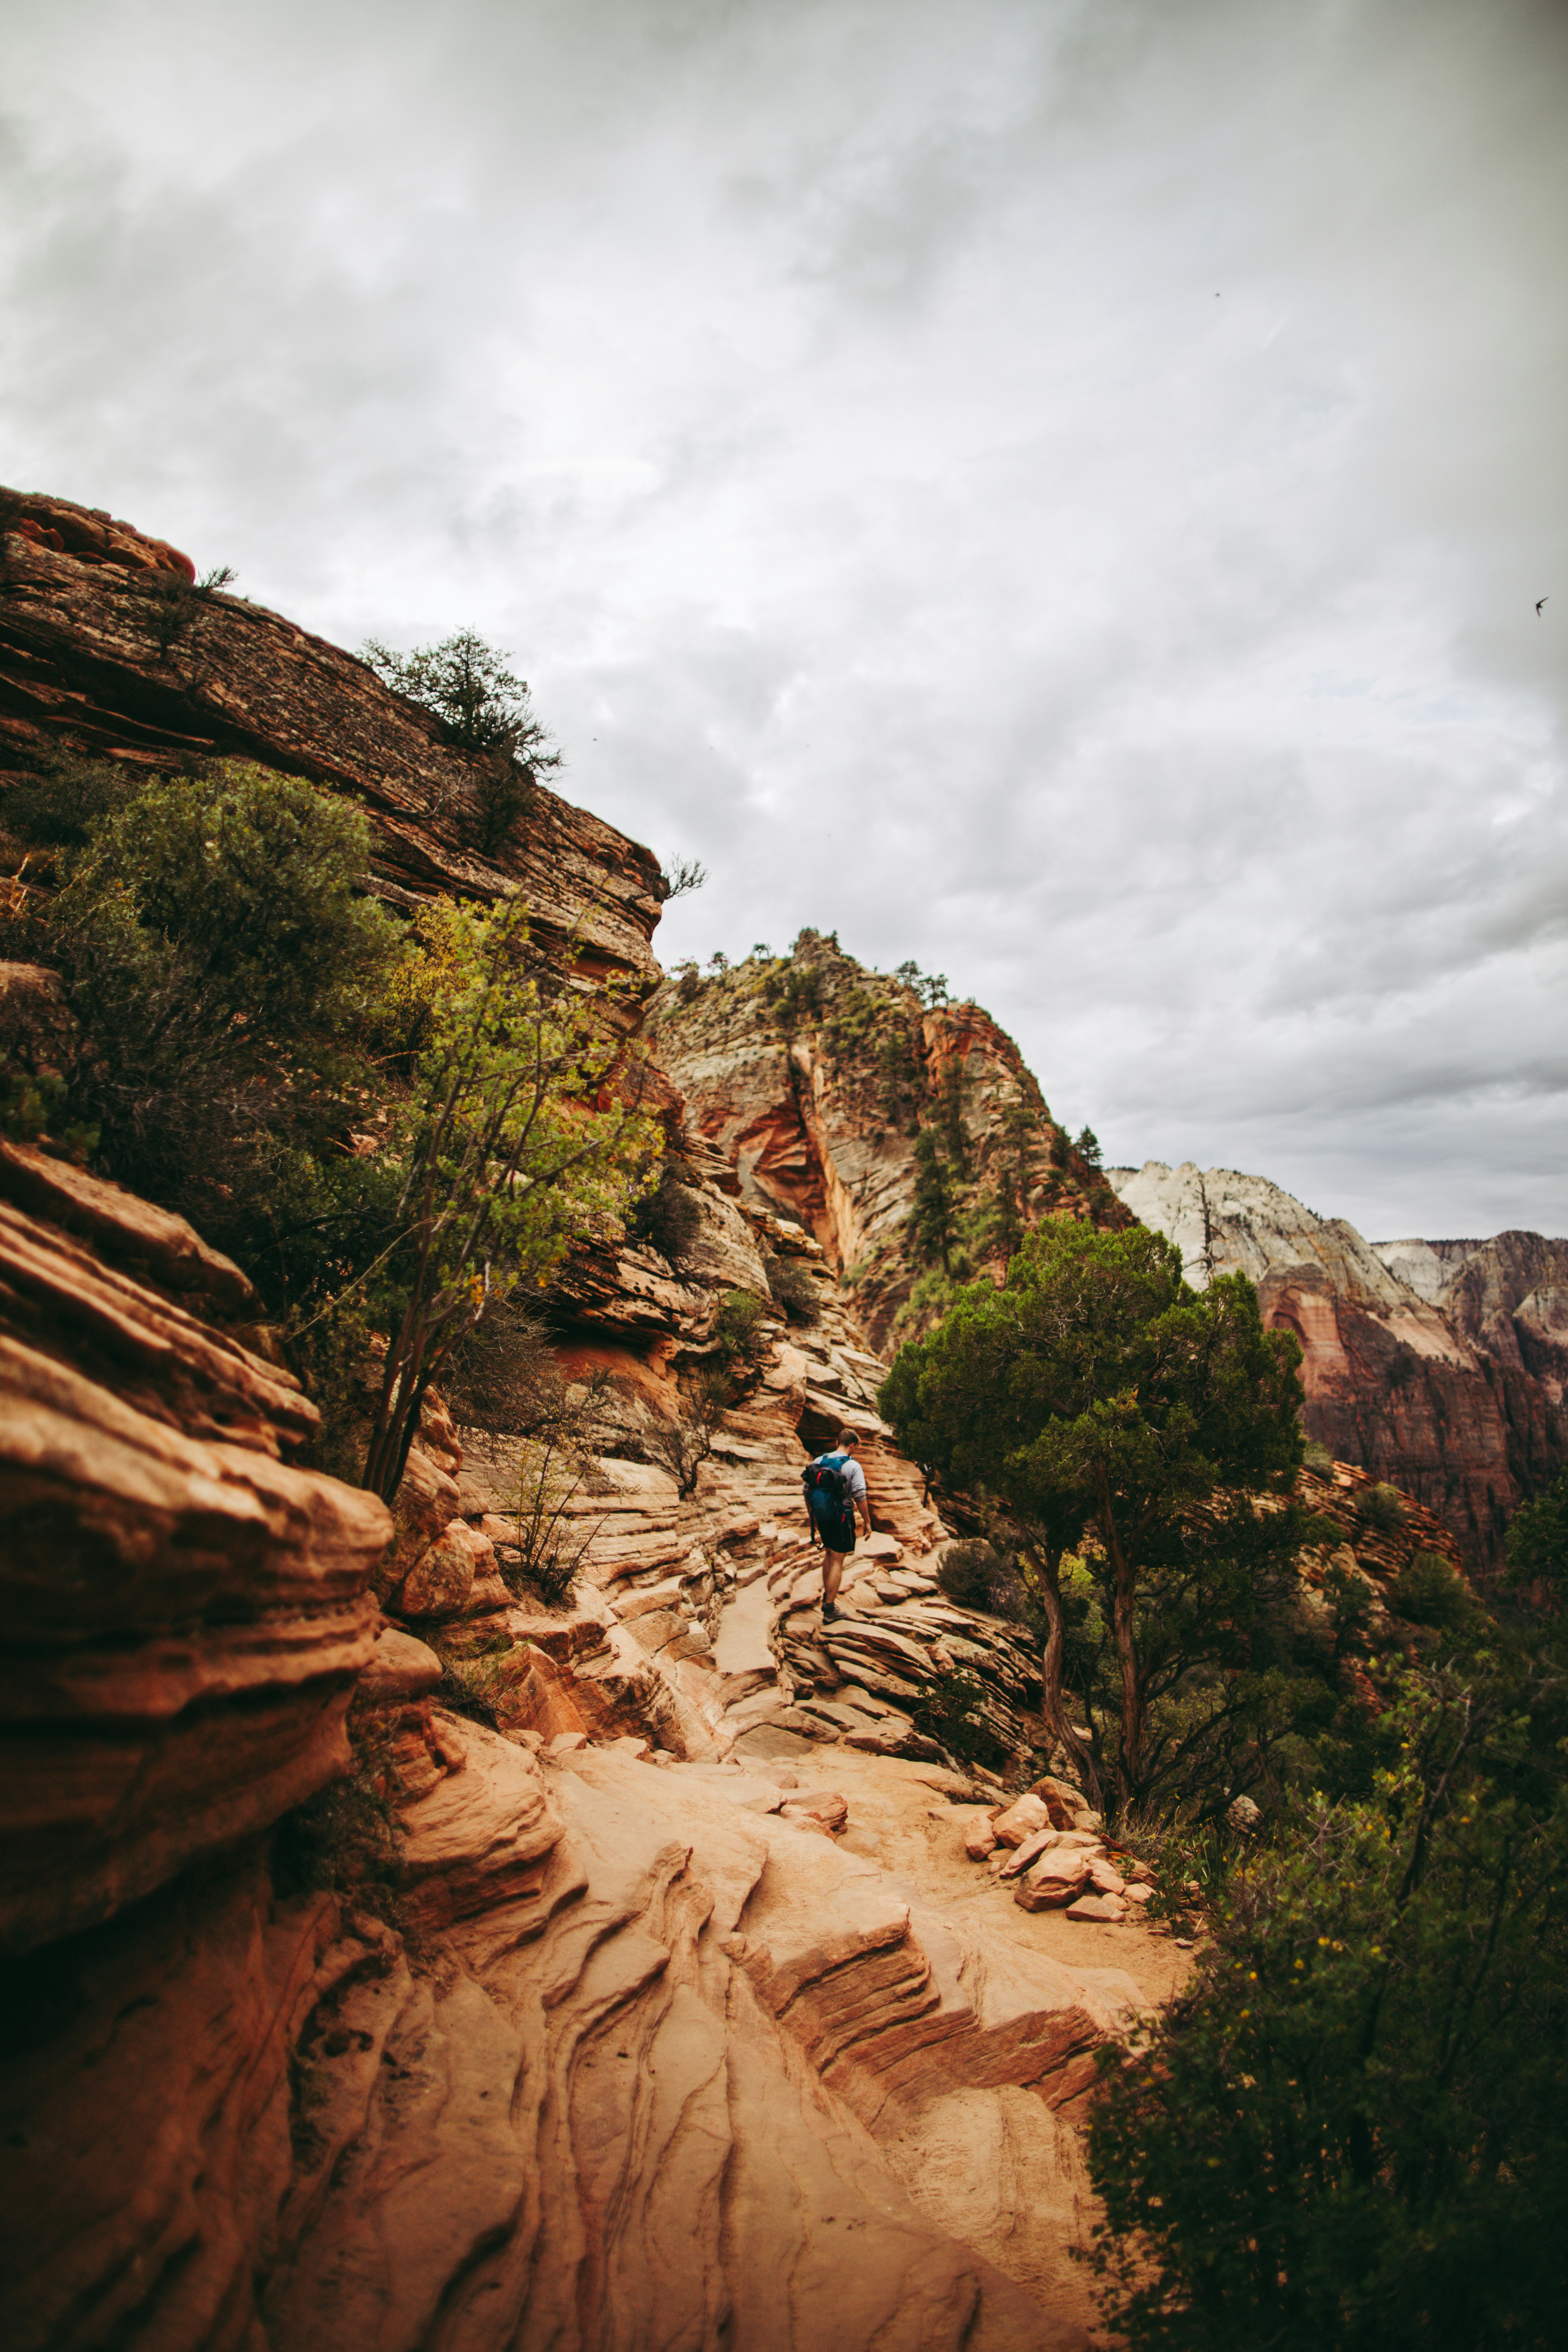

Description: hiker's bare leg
[822,1549,848,1606]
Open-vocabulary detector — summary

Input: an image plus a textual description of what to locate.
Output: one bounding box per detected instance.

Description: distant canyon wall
[1111,1161,1568,1573]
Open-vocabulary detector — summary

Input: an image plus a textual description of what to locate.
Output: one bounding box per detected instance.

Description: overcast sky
[3,0,1565,1240]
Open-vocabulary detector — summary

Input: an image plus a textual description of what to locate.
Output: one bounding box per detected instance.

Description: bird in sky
[1537,597,1549,616]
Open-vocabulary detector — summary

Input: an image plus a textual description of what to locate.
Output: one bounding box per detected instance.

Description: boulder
[780,1788,850,1834]
[357,1625,444,1703]
[395,1518,493,1620]
[1013,1852,1092,1913]
[1065,1893,1127,1923]
[990,1793,1051,1847]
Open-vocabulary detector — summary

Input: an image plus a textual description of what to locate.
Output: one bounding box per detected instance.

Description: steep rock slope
[648,932,1132,1350]
[1112,1161,1568,1572]
[0,487,663,996]
[0,1148,1151,2352]
[0,490,1156,2349]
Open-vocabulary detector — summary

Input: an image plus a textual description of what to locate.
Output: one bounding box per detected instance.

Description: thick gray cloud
[3,0,1564,1238]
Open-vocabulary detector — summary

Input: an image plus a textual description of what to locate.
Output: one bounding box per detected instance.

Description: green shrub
[763,1247,819,1327]
[432,1646,511,1730]
[914,1665,998,1769]
[627,1161,702,1263]
[1302,1438,1335,1479]
[1084,1677,1568,2350]
[1356,1481,1407,1535]
[271,1741,401,1922]
[21,761,402,1217]
[3,750,141,846]
[1506,1466,1568,1603]
[937,1537,1003,1611]
[714,1287,767,1366]
[1389,1552,1473,1632]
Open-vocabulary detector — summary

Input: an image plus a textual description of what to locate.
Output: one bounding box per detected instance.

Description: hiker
[801,1429,872,1621]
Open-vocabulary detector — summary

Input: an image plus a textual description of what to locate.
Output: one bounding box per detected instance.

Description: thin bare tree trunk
[1018,1539,1102,1808]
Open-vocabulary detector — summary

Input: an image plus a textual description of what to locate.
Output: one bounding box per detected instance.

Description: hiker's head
[837,1430,859,1452]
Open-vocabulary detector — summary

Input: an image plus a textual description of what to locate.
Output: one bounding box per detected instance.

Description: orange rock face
[0,1150,389,1957]
[647,933,1132,1349]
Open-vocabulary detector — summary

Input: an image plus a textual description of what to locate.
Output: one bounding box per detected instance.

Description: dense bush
[713,1286,768,1367]
[5,760,403,1229]
[4,758,655,1487]
[3,750,142,847]
[762,1245,819,1326]
[1507,1464,1568,1604]
[1389,1551,1474,1632]
[881,1221,1308,1819]
[1357,1481,1407,1535]
[1086,1673,1568,2350]
[626,1161,702,1263]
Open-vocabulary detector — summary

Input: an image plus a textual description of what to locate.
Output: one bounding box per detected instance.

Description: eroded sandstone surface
[0,1145,1166,2351]
[646,932,1133,1349]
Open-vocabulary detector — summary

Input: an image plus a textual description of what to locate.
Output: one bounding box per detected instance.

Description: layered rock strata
[1,1149,1152,2350]
[1112,1160,1568,1572]
[0,1141,391,1956]
[0,488,663,996]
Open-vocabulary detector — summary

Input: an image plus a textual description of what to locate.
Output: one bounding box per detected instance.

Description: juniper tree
[880,1219,1307,1815]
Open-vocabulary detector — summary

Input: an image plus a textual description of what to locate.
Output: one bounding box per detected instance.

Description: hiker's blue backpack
[802,1452,853,1519]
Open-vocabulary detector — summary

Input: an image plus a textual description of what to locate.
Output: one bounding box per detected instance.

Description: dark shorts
[812,1503,856,1554]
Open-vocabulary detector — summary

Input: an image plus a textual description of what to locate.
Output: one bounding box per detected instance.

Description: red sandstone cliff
[646,931,1132,1351]
[1111,1162,1568,1574]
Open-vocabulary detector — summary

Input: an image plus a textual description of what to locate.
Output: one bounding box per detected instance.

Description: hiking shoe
[821,1601,839,1623]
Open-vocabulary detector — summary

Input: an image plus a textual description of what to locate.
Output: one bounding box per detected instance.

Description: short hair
[837,1429,860,1450]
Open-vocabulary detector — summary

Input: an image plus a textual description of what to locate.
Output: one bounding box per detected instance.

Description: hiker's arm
[856,1474,872,1534]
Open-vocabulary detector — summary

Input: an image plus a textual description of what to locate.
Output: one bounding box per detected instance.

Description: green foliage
[880,1221,1307,1816]
[1074,1123,1103,1170]
[1302,1438,1335,1478]
[1085,1674,1568,2350]
[763,1246,820,1327]
[359,891,657,1498]
[432,1646,513,1730]
[627,1160,702,1264]
[3,750,141,847]
[675,959,702,1002]
[1507,1465,1568,1602]
[713,1286,768,1369]
[893,957,949,1008]
[362,629,556,760]
[936,1537,1002,1611]
[1389,1552,1474,1632]
[915,1664,997,1767]
[910,1126,957,1271]
[763,955,825,1034]
[17,761,402,1219]
[5,762,653,1487]
[642,1372,728,1499]
[936,1058,971,1175]
[1357,1481,1408,1534]
[934,1536,1027,1621]
[0,1059,95,1158]
[361,629,560,851]
[271,1736,401,1922]
[1324,1562,1376,1649]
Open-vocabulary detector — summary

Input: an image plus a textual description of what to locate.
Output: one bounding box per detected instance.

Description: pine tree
[911,1129,956,1271]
